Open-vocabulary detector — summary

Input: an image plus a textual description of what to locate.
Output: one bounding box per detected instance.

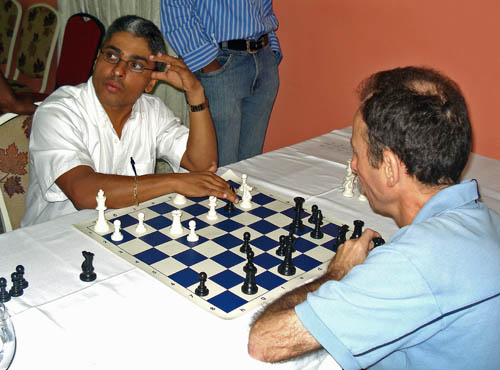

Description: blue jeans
[195,46,279,166]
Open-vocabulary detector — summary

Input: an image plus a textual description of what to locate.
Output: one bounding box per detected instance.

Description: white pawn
[207,196,218,220]
[135,212,147,234]
[173,193,187,205]
[357,180,368,201]
[240,186,253,209]
[187,220,199,242]
[170,210,183,235]
[111,220,123,241]
[94,189,109,233]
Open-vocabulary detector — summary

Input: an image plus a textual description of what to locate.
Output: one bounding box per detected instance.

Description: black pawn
[308,205,319,224]
[195,272,209,297]
[351,220,365,239]
[16,265,28,289]
[276,235,286,256]
[80,251,97,282]
[240,231,251,253]
[372,237,386,248]
[9,272,23,297]
[310,210,324,239]
[224,186,237,213]
[287,233,296,253]
[289,197,305,233]
[241,265,258,295]
[244,250,257,274]
[278,241,296,276]
[0,277,10,303]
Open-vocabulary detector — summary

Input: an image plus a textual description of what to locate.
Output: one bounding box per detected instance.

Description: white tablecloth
[1,127,498,370]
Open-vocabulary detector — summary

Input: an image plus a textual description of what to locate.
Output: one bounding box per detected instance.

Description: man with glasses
[22,15,237,227]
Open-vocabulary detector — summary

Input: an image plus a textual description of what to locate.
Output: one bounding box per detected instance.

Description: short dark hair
[358,66,472,186]
[102,15,166,71]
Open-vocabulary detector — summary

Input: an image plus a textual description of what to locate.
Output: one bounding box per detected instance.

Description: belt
[219,34,269,54]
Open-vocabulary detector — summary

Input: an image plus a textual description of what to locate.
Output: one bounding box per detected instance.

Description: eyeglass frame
[99,48,156,73]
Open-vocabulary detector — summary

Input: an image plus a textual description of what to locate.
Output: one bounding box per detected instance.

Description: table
[1,127,498,370]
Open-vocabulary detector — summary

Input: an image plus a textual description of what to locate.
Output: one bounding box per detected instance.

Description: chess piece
[240,185,253,209]
[80,251,97,282]
[173,193,187,205]
[278,241,296,276]
[0,277,11,303]
[240,232,251,253]
[241,259,258,295]
[170,210,183,235]
[9,272,23,297]
[372,237,386,248]
[135,212,147,234]
[289,197,305,233]
[94,189,110,233]
[223,186,237,213]
[342,160,356,197]
[195,272,209,296]
[310,210,324,239]
[333,224,350,251]
[238,174,253,194]
[276,235,286,256]
[243,250,257,274]
[308,205,319,224]
[357,179,367,201]
[351,220,364,239]
[287,233,296,253]
[111,220,124,241]
[187,220,199,242]
[16,265,28,289]
[207,196,218,220]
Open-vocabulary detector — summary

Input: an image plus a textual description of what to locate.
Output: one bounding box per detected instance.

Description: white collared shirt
[22,78,188,226]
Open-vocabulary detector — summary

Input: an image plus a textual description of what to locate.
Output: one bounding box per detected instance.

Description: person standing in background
[160,0,281,166]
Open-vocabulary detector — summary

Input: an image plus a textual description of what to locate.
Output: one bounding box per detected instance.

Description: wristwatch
[188,100,209,112]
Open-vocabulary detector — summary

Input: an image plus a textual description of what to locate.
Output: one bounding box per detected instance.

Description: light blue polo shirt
[296,180,500,370]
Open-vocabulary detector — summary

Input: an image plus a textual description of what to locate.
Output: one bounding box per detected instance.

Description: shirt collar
[411,179,480,225]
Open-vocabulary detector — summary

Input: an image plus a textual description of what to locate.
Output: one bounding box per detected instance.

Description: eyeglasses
[100,49,155,73]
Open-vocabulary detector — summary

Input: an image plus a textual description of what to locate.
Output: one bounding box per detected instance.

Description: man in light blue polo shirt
[248,67,500,369]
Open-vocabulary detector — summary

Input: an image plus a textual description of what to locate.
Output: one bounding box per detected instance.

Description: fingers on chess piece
[372,237,385,248]
[195,272,209,297]
[80,251,97,282]
[223,186,237,213]
[187,220,199,242]
[350,220,365,239]
[0,277,11,303]
[111,220,124,242]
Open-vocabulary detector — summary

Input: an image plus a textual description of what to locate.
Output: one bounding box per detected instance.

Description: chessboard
[74,170,351,319]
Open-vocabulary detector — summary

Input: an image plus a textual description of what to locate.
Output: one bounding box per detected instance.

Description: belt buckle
[246,39,258,54]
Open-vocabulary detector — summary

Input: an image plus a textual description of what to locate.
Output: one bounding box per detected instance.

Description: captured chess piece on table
[80,251,97,282]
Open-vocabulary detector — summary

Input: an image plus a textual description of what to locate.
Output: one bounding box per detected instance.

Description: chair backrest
[12,3,60,93]
[56,13,104,87]
[0,113,32,232]
[0,0,22,78]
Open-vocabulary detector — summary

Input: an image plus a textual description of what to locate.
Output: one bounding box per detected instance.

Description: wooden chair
[0,0,22,78]
[0,113,32,232]
[9,3,60,94]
